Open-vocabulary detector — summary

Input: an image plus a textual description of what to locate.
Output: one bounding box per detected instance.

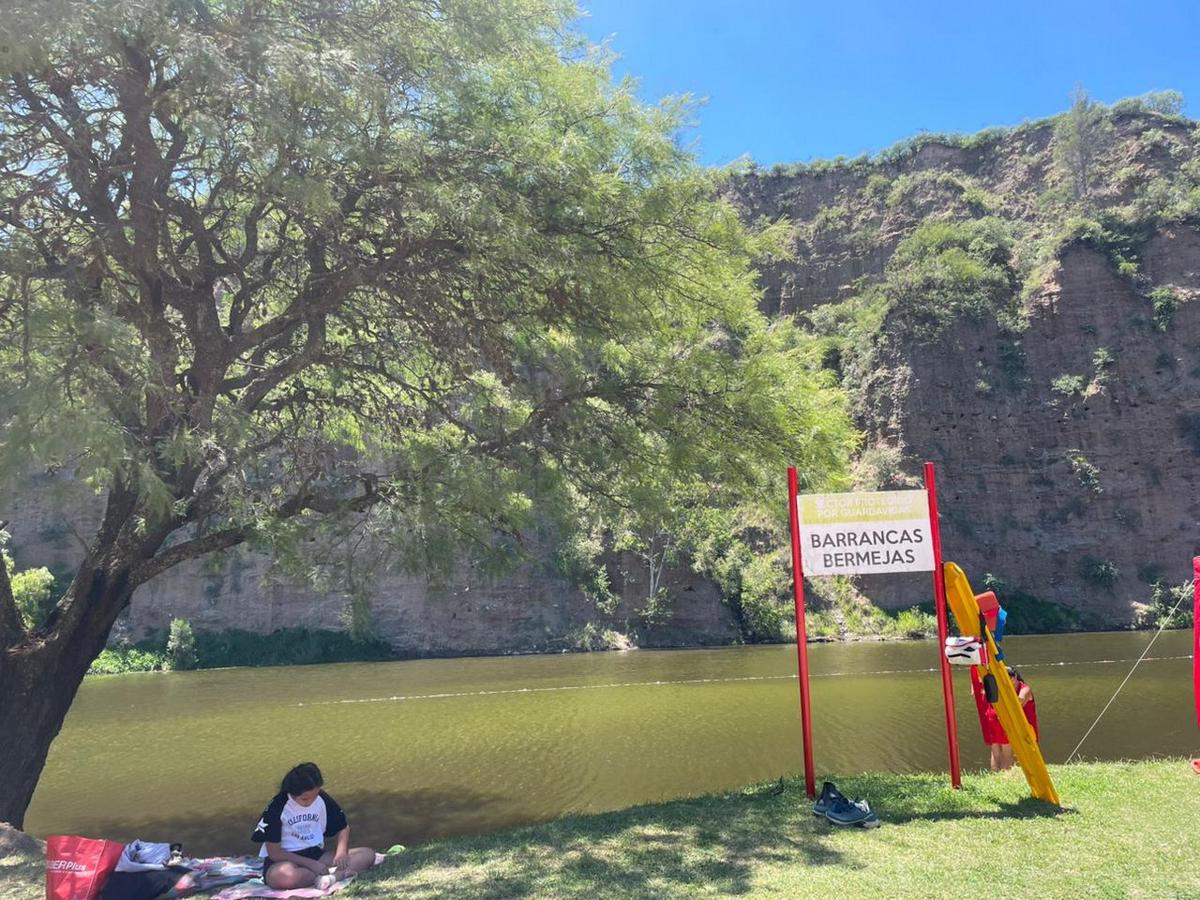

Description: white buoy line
[294,653,1192,708]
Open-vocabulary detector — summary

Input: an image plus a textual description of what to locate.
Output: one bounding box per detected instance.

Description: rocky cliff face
[729,110,1200,623]
[124,545,740,655]
[861,241,1200,620]
[3,478,739,654]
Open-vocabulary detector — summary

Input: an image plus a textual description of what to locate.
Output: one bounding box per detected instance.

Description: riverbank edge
[87,621,1189,677]
[5,759,1199,898]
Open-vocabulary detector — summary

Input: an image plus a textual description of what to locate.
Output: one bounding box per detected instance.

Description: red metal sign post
[1192,556,1199,729]
[787,466,817,799]
[925,461,962,788]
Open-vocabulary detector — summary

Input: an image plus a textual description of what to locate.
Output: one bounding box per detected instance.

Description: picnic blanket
[209,875,355,899]
[162,856,263,898]
[175,848,396,898]
[207,851,397,899]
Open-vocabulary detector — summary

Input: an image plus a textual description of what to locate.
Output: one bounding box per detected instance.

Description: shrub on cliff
[884,218,1018,336]
[807,217,1020,403]
[1137,580,1194,630]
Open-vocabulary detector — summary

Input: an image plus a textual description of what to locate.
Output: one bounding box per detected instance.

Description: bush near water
[89,625,393,674]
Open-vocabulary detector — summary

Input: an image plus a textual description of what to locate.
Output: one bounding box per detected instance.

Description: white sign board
[797,490,934,576]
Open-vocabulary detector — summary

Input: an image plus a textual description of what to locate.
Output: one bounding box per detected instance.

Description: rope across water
[1064,589,1192,763]
[296,652,1191,708]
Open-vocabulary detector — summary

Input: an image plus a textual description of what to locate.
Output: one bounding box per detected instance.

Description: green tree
[603,317,853,638]
[1054,85,1112,204]
[0,0,852,825]
[165,617,197,670]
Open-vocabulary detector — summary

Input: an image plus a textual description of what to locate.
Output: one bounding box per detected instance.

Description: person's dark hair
[1006,666,1022,681]
[281,762,323,797]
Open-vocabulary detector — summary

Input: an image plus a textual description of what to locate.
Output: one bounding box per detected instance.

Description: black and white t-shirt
[251,791,348,857]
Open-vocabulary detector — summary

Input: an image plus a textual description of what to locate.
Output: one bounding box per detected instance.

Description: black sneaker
[849,799,881,829]
[825,796,880,828]
[813,781,847,817]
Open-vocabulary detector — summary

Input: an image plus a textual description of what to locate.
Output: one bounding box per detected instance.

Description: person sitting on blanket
[251,762,376,890]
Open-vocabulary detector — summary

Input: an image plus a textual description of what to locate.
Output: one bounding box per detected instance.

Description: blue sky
[576,1,1200,167]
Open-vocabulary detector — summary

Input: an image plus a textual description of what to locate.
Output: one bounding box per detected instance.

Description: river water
[23,631,1195,855]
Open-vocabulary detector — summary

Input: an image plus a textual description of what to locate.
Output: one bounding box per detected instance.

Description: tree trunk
[0,569,132,828]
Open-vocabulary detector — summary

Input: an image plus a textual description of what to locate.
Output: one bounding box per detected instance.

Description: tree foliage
[0,0,852,616]
[0,0,855,825]
[165,616,197,669]
[0,0,861,826]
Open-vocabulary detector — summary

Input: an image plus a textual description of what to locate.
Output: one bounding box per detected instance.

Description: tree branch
[235,314,328,413]
[132,477,387,585]
[132,525,248,585]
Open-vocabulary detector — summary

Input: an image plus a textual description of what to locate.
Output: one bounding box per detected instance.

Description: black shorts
[262,845,324,878]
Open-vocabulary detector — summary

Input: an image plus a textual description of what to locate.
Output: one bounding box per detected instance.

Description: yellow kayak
[944,562,1061,806]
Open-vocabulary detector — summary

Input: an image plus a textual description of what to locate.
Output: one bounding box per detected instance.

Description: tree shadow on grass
[349,774,1080,898]
[335,785,549,848]
[832,772,1073,825]
[881,795,1073,825]
[350,783,849,899]
[29,786,524,859]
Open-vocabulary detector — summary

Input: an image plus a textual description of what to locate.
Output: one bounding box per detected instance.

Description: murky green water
[24,631,1195,855]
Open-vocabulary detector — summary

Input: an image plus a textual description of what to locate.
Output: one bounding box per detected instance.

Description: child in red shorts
[970,666,1038,771]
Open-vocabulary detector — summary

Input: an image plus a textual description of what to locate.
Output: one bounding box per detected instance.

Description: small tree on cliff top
[0,0,851,825]
[1054,85,1111,204]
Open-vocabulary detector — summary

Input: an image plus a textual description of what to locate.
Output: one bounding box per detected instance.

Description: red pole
[787,466,816,799]
[1192,556,1199,730]
[924,461,961,789]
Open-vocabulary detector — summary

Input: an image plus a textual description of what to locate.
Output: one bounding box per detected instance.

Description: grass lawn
[5,760,1198,898]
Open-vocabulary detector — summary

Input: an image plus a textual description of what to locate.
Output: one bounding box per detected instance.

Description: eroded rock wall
[2,484,740,653]
[863,244,1200,618]
[728,117,1200,622]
